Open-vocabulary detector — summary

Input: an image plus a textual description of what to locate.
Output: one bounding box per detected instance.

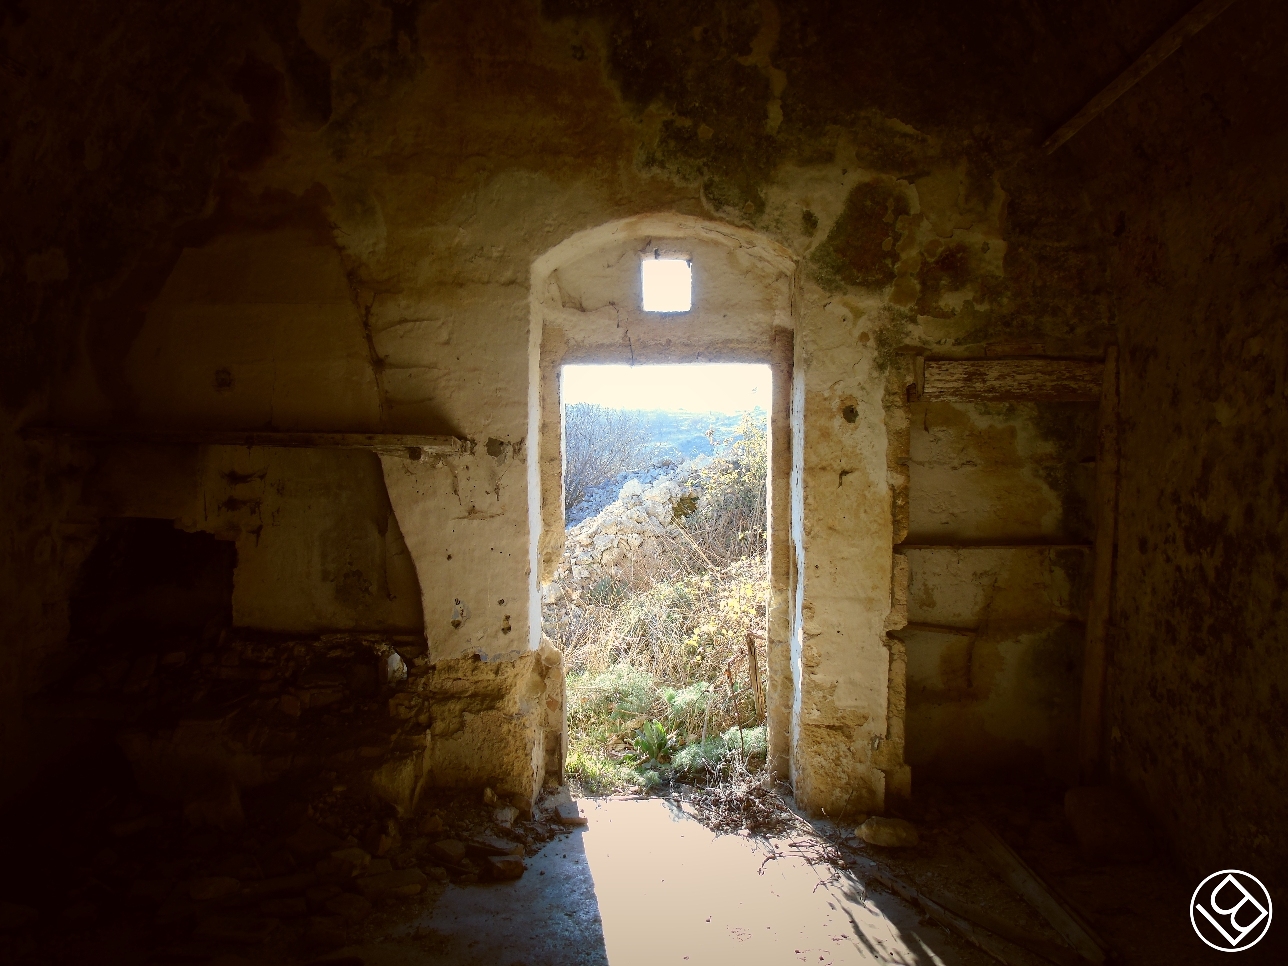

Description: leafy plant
[632,720,675,762]
[549,409,771,795]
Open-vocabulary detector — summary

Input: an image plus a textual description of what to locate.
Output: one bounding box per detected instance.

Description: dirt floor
[0,771,1282,965]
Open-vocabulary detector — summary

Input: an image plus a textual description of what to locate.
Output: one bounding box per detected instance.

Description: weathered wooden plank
[866,867,1049,966]
[21,426,462,458]
[923,360,1102,402]
[932,889,1092,966]
[965,823,1110,964]
[1079,347,1119,781]
[1043,0,1242,154]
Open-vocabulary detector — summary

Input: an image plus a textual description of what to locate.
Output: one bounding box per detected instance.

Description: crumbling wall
[3,0,1158,812]
[900,400,1094,783]
[1075,0,1288,887]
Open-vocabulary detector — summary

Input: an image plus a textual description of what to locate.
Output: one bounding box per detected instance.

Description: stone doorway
[542,362,774,792]
[528,215,796,788]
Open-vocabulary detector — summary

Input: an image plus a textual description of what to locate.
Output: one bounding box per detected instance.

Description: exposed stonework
[2,0,1282,892]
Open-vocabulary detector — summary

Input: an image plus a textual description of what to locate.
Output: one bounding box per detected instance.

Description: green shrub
[633,720,675,762]
[720,724,767,761]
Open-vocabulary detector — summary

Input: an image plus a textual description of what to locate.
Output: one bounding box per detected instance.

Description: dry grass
[545,413,771,794]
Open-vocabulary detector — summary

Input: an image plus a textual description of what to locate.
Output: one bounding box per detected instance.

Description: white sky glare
[562,364,771,415]
[641,257,692,312]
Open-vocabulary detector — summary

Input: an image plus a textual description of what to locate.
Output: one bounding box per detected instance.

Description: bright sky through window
[641,257,692,312]
[562,364,770,414]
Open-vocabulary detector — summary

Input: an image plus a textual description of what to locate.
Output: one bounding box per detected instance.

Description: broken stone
[426,867,449,883]
[555,802,588,826]
[194,915,279,944]
[324,892,372,922]
[381,651,408,686]
[258,897,307,918]
[258,849,297,878]
[287,821,344,858]
[305,884,342,906]
[487,855,525,880]
[183,779,244,831]
[209,851,260,879]
[1065,786,1155,864]
[467,834,525,856]
[305,915,347,950]
[329,846,371,875]
[188,876,242,901]
[356,868,427,899]
[493,805,519,827]
[482,787,497,805]
[432,839,467,862]
[856,817,919,847]
[240,871,317,901]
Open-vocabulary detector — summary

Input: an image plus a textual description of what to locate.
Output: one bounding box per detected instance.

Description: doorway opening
[542,363,772,793]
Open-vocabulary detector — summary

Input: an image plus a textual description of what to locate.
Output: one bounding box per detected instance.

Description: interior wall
[1072,0,1288,886]
[3,0,1187,813]
[900,398,1094,783]
[59,229,424,635]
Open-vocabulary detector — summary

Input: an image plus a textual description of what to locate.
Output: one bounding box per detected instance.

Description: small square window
[641,257,692,312]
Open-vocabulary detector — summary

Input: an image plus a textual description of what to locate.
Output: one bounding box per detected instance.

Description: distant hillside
[564,407,766,526]
[631,408,766,462]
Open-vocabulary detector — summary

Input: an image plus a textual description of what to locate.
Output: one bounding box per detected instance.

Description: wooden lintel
[923,359,1102,402]
[1043,0,1242,154]
[21,426,464,458]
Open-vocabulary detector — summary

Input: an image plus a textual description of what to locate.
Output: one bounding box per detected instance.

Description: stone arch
[527,213,798,780]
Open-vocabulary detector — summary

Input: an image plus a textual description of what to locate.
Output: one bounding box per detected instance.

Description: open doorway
[543,364,773,793]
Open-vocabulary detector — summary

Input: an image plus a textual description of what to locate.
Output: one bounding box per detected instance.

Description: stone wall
[4,0,1223,827]
[899,399,1094,784]
[1075,0,1288,888]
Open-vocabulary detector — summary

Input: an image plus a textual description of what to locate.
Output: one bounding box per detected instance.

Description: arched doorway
[527,214,797,784]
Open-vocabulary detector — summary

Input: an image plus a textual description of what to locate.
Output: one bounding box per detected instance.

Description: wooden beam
[932,890,1093,966]
[923,360,1102,402]
[21,426,463,459]
[866,866,1050,966]
[1043,0,1242,154]
[1078,347,1120,782]
[965,823,1110,964]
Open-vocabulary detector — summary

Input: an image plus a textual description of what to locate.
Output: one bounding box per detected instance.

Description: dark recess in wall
[69,518,237,646]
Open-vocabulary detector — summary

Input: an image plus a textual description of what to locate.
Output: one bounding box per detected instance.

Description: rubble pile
[36,630,440,825]
[0,629,575,958]
[546,466,705,605]
[0,765,579,958]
